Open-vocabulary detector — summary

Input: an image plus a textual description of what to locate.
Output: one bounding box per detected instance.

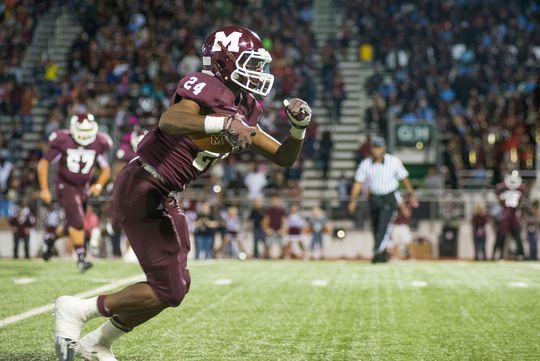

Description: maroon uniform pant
[56,181,88,230]
[113,161,191,307]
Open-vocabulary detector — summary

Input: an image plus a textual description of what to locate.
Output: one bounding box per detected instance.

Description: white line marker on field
[411,281,428,288]
[14,278,35,285]
[0,274,145,328]
[88,278,119,283]
[311,279,328,287]
[214,279,232,286]
[509,282,529,288]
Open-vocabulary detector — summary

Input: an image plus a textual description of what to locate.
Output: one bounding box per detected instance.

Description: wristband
[290,126,306,140]
[204,115,226,134]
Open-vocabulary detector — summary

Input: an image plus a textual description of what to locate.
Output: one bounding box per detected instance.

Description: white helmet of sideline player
[69,113,98,146]
[504,170,522,190]
[130,129,148,152]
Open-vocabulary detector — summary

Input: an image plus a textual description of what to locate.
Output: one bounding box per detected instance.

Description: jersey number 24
[183,76,206,95]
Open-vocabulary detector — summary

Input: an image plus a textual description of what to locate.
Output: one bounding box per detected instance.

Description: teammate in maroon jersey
[492,171,527,260]
[52,26,312,361]
[37,114,112,272]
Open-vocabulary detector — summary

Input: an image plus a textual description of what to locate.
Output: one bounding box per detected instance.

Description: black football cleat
[55,336,76,361]
[77,260,93,273]
[42,235,55,261]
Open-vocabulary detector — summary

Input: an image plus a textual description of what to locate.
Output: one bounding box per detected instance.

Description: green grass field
[0,259,539,361]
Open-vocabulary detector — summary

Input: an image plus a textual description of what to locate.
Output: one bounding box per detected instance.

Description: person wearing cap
[348,136,418,263]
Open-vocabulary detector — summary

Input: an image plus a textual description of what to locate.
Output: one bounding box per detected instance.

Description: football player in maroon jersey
[52,26,312,361]
[492,171,527,260]
[37,114,112,273]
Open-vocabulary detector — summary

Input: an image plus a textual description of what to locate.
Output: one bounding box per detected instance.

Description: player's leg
[369,203,380,254]
[473,236,480,260]
[58,183,92,272]
[56,166,190,360]
[374,204,397,262]
[13,234,19,259]
[510,226,525,259]
[23,234,30,259]
[529,232,538,260]
[194,234,202,260]
[492,232,505,260]
[76,213,192,359]
[204,234,215,259]
[253,229,260,258]
[75,168,191,359]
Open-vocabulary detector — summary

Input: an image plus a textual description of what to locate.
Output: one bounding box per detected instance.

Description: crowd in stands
[341,0,540,188]
[0,0,51,216]
[1,0,328,219]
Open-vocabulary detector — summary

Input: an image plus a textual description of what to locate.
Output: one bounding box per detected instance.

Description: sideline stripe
[0,274,145,328]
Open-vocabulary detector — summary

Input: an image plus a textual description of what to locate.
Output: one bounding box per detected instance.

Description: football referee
[348,137,418,263]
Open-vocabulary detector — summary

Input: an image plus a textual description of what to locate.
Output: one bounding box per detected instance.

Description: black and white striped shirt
[355,154,409,195]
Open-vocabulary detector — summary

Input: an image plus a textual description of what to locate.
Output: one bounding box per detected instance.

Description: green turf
[0,260,539,360]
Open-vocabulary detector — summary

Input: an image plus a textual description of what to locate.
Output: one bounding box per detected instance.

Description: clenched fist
[283,98,312,129]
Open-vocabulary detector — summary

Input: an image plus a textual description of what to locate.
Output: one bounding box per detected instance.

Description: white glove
[283,98,312,139]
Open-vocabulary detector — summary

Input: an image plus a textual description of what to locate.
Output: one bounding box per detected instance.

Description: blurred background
[0,0,539,261]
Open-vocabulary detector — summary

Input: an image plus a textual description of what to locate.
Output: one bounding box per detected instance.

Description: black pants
[253,226,266,258]
[13,234,30,259]
[492,227,524,260]
[473,235,487,260]
[110,230,122,257]
[369,193,398,254]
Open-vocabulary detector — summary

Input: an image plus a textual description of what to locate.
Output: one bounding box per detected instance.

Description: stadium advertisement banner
[394,123,433,147]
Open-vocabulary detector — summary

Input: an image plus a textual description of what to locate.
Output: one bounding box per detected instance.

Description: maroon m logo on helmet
[210,135,225,145]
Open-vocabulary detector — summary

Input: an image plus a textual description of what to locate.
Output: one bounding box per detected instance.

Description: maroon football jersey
[44,129,112,187]
[137,71,263,190]
[496,182,527,211]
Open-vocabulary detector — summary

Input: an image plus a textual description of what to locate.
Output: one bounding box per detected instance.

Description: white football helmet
[504,170,522,190]
[69,114,98,146]
[130,129,148,152]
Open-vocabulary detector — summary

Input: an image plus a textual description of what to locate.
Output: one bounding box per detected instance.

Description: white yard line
[311,279,328,287]
[0,274,145,328]
[213,278,232,285]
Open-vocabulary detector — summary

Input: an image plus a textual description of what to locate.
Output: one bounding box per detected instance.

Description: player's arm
[37,158,52,204]
[159,99,256,151]
[89,164,111,197]
[400,177,419,208]
[348,181,363,213]
[251,98,312,168]
[158,99,207,136]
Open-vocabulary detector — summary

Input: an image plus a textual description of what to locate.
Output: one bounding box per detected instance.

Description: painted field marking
[509,282,529,288]
[0,274,145,328]
[14,278,35,285]
[411,281,428,288]
[213,279,232,286]
[311,279,328,287]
